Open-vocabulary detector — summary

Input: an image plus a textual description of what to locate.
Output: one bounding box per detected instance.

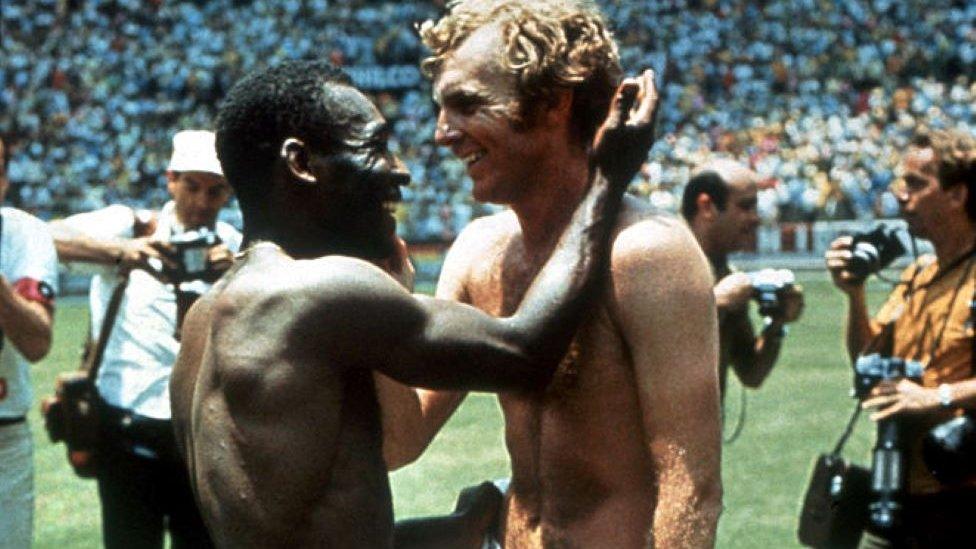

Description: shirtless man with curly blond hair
[169,48,661,546]
[388,1,723,547]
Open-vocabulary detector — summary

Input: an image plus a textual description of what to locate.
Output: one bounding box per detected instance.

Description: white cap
[167,130,223,176]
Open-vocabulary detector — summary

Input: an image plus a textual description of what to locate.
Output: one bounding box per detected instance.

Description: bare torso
[454,199,661,548]
[172,248,393,548]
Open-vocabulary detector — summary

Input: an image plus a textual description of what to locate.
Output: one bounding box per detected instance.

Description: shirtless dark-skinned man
[169,58,658,548]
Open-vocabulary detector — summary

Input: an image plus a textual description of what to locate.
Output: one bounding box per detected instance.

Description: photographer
[825,129,976,547]
[0,136,58,548]
[682,159,804,396]
[49,130,240,548]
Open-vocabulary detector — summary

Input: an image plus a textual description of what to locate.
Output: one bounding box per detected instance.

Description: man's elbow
[22,334,52,363]
[384,436,428,471]
[699,473,723,516]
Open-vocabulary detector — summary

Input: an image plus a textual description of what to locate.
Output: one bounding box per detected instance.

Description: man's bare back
[173,248,400,547]
[169,57,662,547]
[423,198,722,547]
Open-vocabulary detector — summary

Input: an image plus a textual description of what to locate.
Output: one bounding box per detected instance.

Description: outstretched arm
[316,72,659,392]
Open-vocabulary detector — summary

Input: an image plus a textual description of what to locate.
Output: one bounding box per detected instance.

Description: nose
[891,179,909,203]
[434,110,461,147]
[390,155,410,187]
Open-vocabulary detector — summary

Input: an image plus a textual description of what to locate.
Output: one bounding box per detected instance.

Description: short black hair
[680,170,729,222]
[215,60,353,210]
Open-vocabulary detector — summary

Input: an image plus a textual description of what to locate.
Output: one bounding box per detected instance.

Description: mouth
[460,150,486,169]
[378,181,403,215]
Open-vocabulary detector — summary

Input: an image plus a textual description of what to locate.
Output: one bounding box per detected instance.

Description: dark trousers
[96,404,212,549]
[858,488,976,548]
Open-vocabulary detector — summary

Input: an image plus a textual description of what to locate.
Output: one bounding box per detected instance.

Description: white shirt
[58,202,241,419]
[0,207,59,418]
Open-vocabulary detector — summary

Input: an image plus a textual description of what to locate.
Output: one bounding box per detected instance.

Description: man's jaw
[461,150,486,168]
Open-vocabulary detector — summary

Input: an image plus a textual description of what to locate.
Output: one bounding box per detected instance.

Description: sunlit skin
[825,142,976,424]
[400,24,722,549]
[433,24,577,208]
[170,69,656,548]
[167,171,233,229]
[686,160,803,392]
[893,146,950,242]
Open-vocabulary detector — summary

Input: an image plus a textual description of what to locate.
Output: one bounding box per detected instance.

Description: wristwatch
[938,383,954,408]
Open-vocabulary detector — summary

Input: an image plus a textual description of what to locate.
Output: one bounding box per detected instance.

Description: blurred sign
[345,65,423,91]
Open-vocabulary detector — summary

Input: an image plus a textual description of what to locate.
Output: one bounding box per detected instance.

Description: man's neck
[932,224,976,269]
[509,149,590,255]
[690,223,726,273]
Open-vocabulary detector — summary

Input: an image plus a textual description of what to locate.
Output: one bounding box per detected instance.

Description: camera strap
[831,403,863,457]
[83,275,130,385]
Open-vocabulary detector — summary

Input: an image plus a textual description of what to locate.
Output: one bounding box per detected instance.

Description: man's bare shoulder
[450,210,519,253]
[223,255,396,298]
[438,210,519,299]
[613,199,703,264]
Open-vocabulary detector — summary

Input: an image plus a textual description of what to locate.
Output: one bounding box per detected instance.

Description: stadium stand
[1,0,974,242]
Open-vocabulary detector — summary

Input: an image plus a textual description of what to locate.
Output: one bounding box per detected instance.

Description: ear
[696,192,718,220]
[280,138,317,185]
[165,170,179,195]
[545,88,574,128]
[946,183,968,212]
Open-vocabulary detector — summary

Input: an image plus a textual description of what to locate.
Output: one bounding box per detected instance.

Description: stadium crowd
[1,0,974,240]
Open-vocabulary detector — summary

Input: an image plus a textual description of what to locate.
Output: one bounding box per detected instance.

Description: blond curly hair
[911,129,976,219]
[419,0,622,145]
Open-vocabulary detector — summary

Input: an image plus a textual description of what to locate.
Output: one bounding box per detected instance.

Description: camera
[852,353,924,531]
[748,268,795,318]
[848,225,906,280]
[923,412,976,485]
[853,353,924,400]
[165,228,221,283]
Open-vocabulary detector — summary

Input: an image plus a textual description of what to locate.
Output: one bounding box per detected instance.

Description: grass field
[27,270,893,548]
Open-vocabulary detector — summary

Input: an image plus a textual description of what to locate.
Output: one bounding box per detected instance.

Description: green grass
[30,272,892,548]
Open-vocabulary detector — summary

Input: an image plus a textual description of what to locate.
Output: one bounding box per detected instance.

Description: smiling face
[304,85,409,258]
[432,25,553,205]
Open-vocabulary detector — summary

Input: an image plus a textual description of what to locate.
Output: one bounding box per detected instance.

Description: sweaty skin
[402,20,721,547]
[170,71,656,548]
[420,198,722,548]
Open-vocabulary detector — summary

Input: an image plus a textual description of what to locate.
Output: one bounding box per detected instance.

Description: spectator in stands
[1,1,975,236]
[0,136,59,549]
[48,130,240,549]
[682,158,804,396]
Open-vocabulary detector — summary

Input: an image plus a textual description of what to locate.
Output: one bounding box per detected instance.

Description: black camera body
[165,228,220,284]
[748,268,795,318]
[852,353,924,532]
[853,354,924,400]
[848,225,906,280]
[923,413,976,485]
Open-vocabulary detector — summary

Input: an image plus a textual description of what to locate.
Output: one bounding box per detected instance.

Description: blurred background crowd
[2,0,974,241]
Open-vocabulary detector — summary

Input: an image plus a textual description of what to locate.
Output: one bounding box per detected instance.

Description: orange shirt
[872,254,976,494]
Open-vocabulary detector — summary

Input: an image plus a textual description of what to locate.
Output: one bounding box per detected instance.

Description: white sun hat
[167,130,223,176]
